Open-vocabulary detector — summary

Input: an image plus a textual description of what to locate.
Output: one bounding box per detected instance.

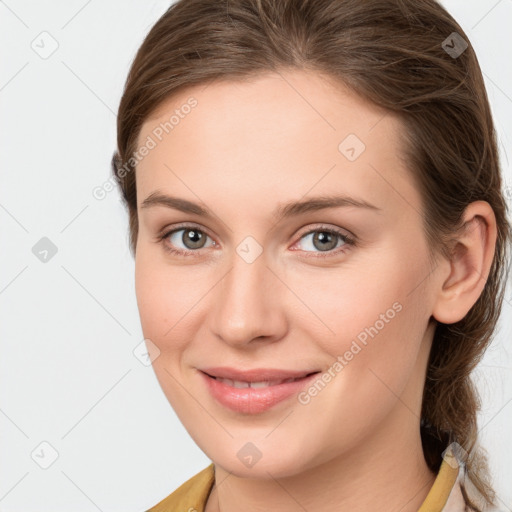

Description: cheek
[135,249,183,348]
[134,250,200,409]
[134,247,214,356]
[305,245,430,403]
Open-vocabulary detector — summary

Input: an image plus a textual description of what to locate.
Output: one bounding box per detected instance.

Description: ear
[431,201,497,324]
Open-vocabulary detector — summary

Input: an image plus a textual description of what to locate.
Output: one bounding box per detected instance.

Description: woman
[112,0,511,510]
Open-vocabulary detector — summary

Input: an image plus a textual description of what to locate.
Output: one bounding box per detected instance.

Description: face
[134,69,439,477]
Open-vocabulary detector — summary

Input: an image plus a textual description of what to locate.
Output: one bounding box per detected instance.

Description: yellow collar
[147,457,462,512]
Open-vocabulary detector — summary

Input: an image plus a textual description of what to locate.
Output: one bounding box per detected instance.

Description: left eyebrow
[272,194,382,222]
[140,191,381,221]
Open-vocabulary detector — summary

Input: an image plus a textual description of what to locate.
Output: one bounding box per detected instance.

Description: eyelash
[157,223,356,259]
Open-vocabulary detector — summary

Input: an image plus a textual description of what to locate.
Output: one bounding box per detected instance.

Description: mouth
[202,371,320,388]
[199,369,322,414]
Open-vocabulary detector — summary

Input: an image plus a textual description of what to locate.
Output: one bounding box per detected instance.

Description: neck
[205,406,436,512]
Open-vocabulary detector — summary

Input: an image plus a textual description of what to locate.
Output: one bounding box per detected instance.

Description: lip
[200,366,319,382]
[198,367,321,414]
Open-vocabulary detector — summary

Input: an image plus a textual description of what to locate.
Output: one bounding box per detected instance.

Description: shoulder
[146,463,215,512]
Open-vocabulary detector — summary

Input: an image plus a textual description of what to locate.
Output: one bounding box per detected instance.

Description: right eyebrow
[141,192,214,219]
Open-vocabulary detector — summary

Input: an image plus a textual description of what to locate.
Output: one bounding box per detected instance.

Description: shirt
[146,455,467,512]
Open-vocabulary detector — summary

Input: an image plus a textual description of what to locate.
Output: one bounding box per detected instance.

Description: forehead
[141,69,396,151]
[135,69,419,220]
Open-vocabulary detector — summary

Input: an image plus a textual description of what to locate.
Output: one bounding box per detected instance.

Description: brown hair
[112,0,511,508]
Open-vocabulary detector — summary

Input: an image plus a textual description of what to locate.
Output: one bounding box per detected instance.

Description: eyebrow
[140,191,381,221]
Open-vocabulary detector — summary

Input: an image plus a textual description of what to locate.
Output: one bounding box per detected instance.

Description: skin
[134,69,497,512]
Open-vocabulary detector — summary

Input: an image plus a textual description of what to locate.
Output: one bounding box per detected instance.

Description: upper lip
[199,366,320,382]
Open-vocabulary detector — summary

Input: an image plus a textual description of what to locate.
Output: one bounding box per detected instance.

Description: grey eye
[168,228,213,250]
[298,230,346,252]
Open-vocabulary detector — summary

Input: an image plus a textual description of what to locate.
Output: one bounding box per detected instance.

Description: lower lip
[200,371,319,414]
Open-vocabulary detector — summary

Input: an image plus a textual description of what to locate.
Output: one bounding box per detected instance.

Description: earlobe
[431,201,497,325]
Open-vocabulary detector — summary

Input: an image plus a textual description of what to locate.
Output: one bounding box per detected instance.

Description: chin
[205,440,320,480]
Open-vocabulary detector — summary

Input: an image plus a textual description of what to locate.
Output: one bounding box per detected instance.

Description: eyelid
[294,223,354,241]
[158,221,215,241]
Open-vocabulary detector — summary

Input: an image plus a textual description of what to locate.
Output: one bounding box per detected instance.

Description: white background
[0,1,511,510]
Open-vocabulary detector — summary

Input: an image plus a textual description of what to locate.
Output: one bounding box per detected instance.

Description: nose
[209,247,288,348]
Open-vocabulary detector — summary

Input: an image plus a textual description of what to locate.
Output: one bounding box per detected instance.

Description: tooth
[251,380,282,387]
[215,377,303,388]
[230,379,250,388]
[250,381,270,388]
